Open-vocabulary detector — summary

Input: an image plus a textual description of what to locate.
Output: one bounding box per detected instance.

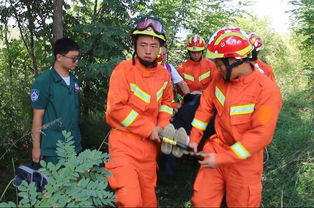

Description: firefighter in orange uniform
[105,16,174,207]
[177,34,217,95]
[189,27,283,207]
[249,33,276,82]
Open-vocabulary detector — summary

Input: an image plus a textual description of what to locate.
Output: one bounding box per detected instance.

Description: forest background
[0,0,313,207]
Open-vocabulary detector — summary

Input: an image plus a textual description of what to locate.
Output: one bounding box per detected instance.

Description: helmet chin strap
[221,58,245,82]
[250,49,258,61]
[137,55,157,68]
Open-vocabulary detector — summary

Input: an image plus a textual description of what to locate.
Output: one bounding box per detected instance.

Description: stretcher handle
[159,136,193,152]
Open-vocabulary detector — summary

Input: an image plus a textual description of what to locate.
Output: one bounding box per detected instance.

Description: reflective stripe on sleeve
[215,86,225,106]
[191,118,208,131]
[130,83,151,103]
[121,109,139,127]
[199,71,210,81]
[183,73,194,81]
[230,142,251,159]
[230,104,255,115]
[156,81,168,101]
[159,105,173,115]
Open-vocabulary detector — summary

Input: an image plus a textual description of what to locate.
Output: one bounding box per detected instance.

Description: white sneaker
[172,127,188,158]
[160,124,175,155]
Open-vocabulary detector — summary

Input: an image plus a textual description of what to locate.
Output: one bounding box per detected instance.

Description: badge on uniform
[30,89,40,102]
[74,83,80,94]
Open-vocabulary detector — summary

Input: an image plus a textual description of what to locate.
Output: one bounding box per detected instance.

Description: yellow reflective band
[156,81,168,101]
[189,36,192,42]
[187,46,205,51]
[163,81,168,88]
[236,44,253,56]
[132,30,166,41]
[230,142,251,159]
[191,118,208,131]
[215,86,225,106]
[206,50,224,58]
[121,109,139,127]
[214,32,247,46]
[230,104,255,115]
[130,83,151,103]
[183,73,194,81]
[159,105,173,115]
[162,137,177,145]
[199,71,210,81]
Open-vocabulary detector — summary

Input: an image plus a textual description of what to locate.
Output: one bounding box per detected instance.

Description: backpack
[13,163,49,192]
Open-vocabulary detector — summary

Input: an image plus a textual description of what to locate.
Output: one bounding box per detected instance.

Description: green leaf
[19,198,30,206]
[0,201,16,207]
[18,191,28,198]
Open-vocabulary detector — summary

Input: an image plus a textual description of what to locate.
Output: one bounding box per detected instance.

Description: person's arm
[106,62,156,138]
[168,63,190,95]
[176,81,190,95]
[32,109,45,163]
[30,75,50,163]
[189,83,216,145]
[215,84,283,166]
[157,74,174,128]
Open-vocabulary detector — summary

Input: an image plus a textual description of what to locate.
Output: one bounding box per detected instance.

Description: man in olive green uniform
[30,37,82,164]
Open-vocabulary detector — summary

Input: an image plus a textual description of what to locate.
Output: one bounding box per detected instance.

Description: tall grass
[262,35,313,207]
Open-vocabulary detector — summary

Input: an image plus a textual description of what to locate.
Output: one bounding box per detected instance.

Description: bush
[0,130,115,207]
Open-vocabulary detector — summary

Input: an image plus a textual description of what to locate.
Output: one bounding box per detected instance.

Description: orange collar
[231,67,259,85]
[186,59,203,66]
[134,57,159,77]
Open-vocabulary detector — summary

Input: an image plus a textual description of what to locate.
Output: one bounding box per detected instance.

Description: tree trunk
[53,0,64,44]
[26,2,39,76]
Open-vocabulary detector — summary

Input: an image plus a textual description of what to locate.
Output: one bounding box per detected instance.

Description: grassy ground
[156,155,198,207]
[262,88,313,207]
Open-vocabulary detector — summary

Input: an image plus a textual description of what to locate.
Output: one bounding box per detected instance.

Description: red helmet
[248,33,263,51]
[187,35,206,51]
[206,26,253,59]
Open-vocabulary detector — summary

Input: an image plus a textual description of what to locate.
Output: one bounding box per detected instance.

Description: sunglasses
[135,17,164,35]
[62,55,81,63]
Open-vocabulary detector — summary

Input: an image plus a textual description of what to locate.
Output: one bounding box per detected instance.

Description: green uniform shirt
[30,68,82,156]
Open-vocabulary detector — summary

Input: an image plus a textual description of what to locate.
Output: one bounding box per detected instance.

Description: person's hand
[198,153,218,168]
[174,102,182,112]
[149,126,163,142]
[32,147,41,163]
[189,141,198,153]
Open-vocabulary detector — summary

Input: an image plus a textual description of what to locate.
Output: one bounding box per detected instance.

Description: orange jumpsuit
[105,58,174,207]
[190,67,283,207]
[177,58,217,95]
[254,59,276,82]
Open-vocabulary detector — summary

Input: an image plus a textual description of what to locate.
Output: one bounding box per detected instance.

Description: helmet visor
[136,17,164,35]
